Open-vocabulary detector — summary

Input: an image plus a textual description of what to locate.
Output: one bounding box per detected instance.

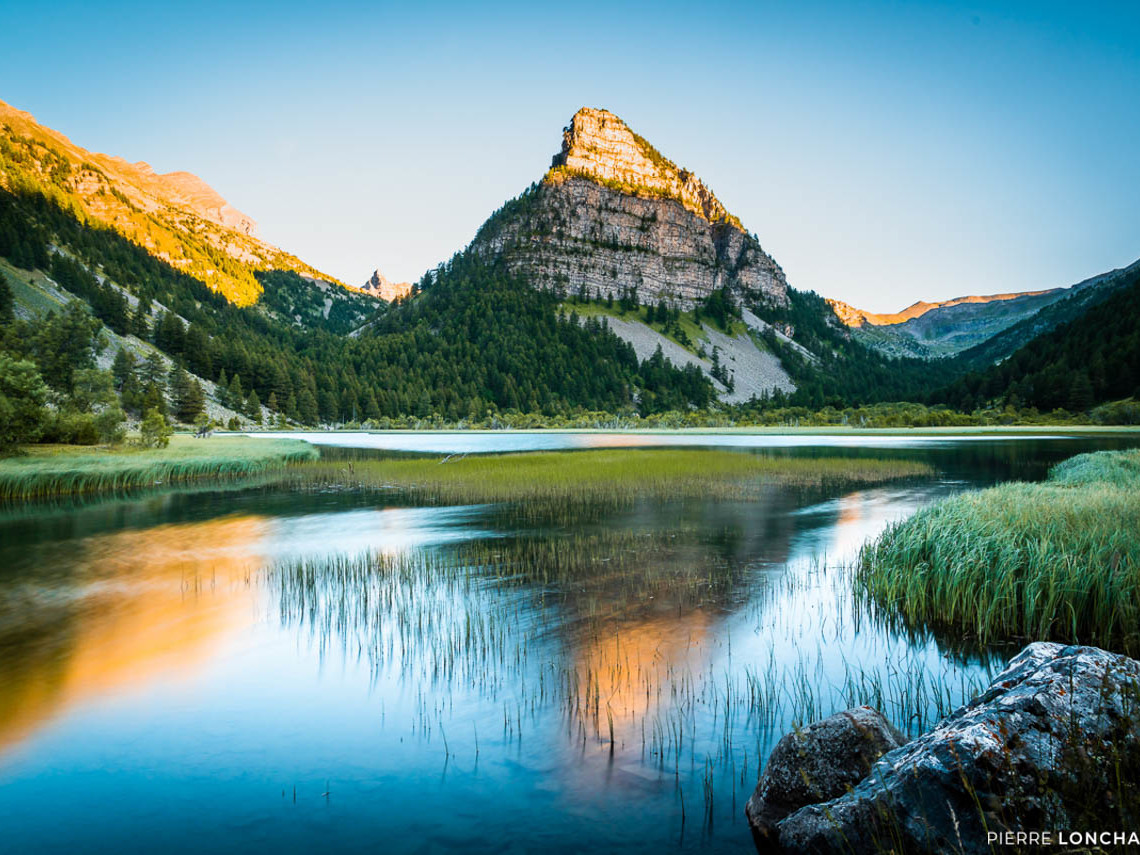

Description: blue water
[0,433,1135,853]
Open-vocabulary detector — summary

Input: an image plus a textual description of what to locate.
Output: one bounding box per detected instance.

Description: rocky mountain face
[471,108,789,309]
[361,269,413,302]
[0,98,344,306]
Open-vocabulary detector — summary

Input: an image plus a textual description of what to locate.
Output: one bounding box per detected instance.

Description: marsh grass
[289,449,932,507]
[857,449,1140,653]
[264,529,992,806]
[0,436,318,501]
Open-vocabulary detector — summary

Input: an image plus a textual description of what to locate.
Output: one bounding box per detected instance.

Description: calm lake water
[1,432,1137,853]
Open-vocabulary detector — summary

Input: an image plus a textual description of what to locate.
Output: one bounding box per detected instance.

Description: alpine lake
[2,431,1138,854]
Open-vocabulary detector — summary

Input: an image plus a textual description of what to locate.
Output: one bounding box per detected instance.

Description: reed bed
[263,529,993,795]
[289,449,931,506]
[857,449,1140,653]
[0,436,317,501]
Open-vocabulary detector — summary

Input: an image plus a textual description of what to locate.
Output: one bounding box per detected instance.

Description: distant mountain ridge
[0,97,347,306]
[826,272,1130,360]
[937,259,1140,412]
[828,290,1063,328]
[955,256,1140,369]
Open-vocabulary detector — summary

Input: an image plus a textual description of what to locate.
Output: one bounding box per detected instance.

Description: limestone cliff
[471,108,788,308]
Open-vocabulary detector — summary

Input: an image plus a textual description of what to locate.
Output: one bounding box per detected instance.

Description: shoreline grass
[0,436,318,501]
[856,449,1140,654]
[289,448,932,505]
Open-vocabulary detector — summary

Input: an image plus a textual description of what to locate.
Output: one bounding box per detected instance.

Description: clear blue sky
[2,0,1138,311]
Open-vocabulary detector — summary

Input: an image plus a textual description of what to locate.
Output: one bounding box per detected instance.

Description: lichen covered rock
[752,644,1140,854]
[745,706,905,849]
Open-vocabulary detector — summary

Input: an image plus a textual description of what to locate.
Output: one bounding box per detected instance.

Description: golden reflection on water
[571,607,715,729]
[0,515,268,756]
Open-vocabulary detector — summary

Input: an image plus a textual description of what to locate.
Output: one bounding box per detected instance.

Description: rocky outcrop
[361,269,413,302]
[550,107,742,227]
[749,643,1140,854]
[472,108,788,309]
[152,169,257,236]
[745,706,905,850]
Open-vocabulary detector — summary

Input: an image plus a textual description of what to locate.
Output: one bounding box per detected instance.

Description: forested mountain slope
[937,262,1140,411]
[1,182,716,427]
[953,257,1140,370]
[0,98,351,306]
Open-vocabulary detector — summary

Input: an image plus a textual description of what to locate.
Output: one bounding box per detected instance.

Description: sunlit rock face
[471,108,789,309]
[360,269,414,302]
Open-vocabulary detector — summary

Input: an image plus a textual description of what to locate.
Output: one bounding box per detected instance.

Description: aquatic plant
[262,525,993,836]
[288,448,932,507]
[0,436,317,500]
[857,449,1140,653]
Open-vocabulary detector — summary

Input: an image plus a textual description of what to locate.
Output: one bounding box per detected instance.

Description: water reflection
[0,506,493,758]
[1,435,1138,854]
[0,516,263,756]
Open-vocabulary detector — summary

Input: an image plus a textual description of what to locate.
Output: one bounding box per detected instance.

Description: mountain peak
[361,269,413,302]
[547,107,742,228]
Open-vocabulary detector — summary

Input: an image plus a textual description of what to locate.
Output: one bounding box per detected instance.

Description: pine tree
[140,351,166,387]
[245,389,262,422]
[111,348,136,391]
[168,362,191,415]
[298,388,318,425]
[176,378,205,424]
[267,391,278,413]
[111,348,141,412]
[0,277,13,324]
[132,298,151,338]
[364,389,380,421]
[227,373,244,411]
[142,381,166,416]
[216,368,229,406]
[140,407,171,448]
[1068,373,1094,412]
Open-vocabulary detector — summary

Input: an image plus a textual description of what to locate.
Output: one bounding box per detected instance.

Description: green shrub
[1091,399,1140,426]
[0,355,48,452]
[49,411,99,445]
[95,405,126,445]
[140,408,172,449]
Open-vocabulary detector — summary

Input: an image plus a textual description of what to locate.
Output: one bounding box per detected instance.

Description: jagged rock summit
[360,269,413,302]
[551,107,742,228]
[472,107,788,308]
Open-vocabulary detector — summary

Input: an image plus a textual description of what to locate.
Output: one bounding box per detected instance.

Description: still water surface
[1,433,1136,853]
